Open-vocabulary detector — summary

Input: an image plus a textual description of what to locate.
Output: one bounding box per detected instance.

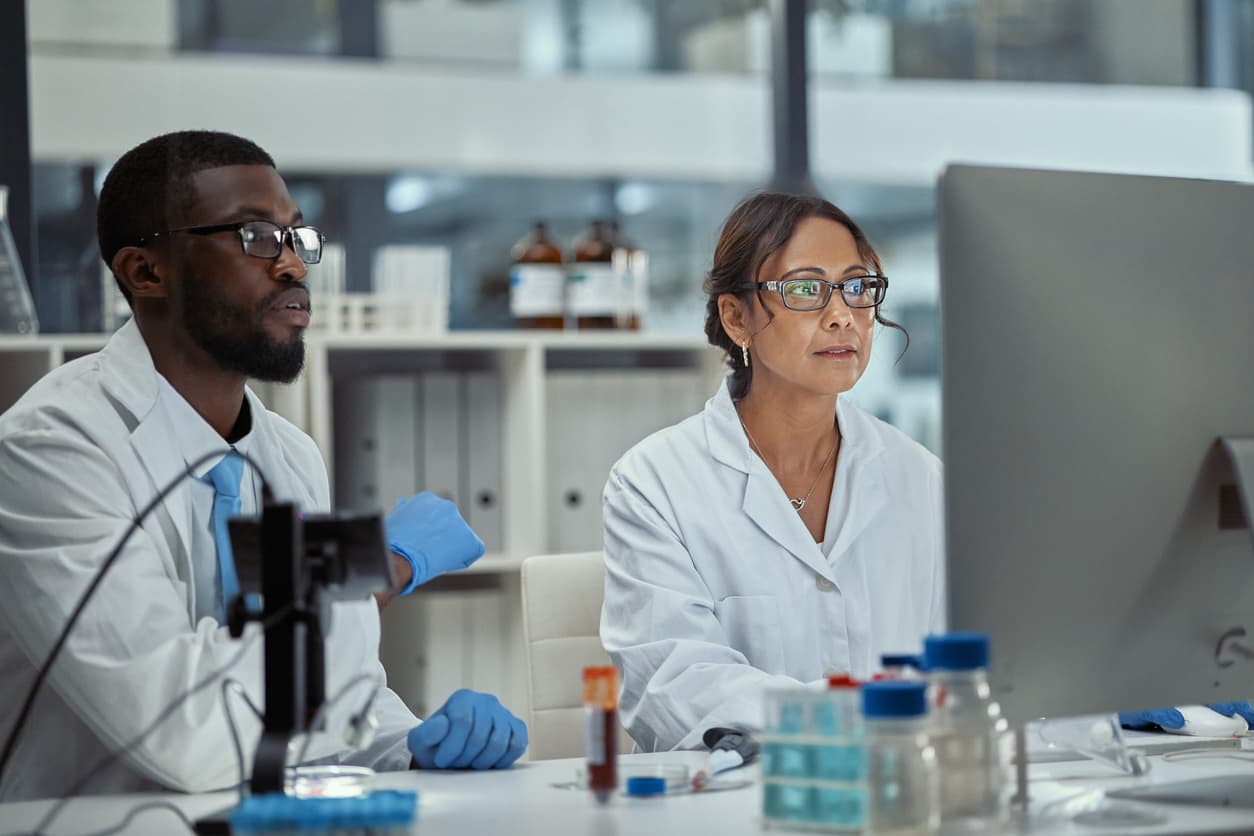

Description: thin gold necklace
[736,408,838,512]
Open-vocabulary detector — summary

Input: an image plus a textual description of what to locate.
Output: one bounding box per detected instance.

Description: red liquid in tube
[583,666,618,803]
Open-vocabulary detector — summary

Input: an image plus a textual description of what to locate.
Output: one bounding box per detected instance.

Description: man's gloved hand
[408,689,528,770]
[1119,702,1254,732]
[385,492,485,593]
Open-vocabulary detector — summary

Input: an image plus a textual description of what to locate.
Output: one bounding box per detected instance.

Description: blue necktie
[207,451,244,620]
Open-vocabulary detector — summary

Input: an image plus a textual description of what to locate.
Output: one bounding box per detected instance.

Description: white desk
[3,750,1254,835]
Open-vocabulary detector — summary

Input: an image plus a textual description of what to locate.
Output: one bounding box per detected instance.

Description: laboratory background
[2,1,1254,833]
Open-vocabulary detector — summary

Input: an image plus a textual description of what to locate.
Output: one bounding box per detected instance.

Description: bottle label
[567,263,619,316]
[629,251,649,317]
[509,264,565,318]
[584,706,606,765]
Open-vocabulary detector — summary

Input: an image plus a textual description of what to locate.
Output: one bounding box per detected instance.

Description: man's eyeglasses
[138,220,325,265]
[741,275,888,311]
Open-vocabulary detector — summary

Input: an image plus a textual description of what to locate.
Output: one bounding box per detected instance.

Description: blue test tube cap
[923,632,989,671]
[626,775,667,797]
[880,653,922,670]
[861,681,928,719]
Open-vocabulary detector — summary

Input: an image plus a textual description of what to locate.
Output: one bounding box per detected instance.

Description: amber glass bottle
[567,221,618,330]
[509,222,565,330]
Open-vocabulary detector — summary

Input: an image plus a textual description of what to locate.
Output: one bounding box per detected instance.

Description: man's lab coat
[0,319,416,801]
[600,381,945,752]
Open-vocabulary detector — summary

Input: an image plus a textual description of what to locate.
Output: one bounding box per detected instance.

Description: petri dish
[285,765,375,799]
[572,763,690,794]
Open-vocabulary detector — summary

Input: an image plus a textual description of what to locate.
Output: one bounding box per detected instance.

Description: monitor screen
[939,164,1254,723]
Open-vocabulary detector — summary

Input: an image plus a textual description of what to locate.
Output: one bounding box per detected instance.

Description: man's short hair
[96,130,275,302]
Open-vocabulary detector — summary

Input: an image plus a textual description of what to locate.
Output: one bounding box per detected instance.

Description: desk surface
[4,750,1254,835]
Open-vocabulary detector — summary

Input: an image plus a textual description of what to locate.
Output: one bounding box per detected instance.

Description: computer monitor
[939,164,1254,725]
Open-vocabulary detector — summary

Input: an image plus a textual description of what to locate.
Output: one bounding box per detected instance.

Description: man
[0,131,526,801]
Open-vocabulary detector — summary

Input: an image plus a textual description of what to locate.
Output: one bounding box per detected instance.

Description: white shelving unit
[0,329,727,727]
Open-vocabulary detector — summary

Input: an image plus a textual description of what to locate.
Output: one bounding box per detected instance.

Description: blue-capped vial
[922,632,1012,826]
[626,775,666,797]
[880,653,924,679]
[923,632,989,671]
[862,681,939,834]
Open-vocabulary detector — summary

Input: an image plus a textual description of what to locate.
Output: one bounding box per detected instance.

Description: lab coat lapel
[825,398,888,561]
[129,411,196,572]
[704,380,836,581]
[97,320,198,585]
[741,467,835,580]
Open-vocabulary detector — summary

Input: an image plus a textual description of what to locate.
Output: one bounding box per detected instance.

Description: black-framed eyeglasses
[138,220,325,264]
[741,275,888,311]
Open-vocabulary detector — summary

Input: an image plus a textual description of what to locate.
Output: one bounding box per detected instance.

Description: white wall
[29,51,1254,184]
[26,0,176,51]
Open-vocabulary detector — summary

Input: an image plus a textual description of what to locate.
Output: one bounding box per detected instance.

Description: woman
[600,193,944,752]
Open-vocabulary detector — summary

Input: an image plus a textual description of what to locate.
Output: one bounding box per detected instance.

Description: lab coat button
[816,576,835,591]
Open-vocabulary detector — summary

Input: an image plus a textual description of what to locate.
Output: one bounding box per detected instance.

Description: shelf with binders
[324,343,512,561]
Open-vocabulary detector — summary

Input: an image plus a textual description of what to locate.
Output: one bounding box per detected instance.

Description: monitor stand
[1222,438,1254,536]
[1083,438,1254,813]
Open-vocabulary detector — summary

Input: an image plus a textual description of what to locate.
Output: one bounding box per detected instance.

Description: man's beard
[180,277,306,383]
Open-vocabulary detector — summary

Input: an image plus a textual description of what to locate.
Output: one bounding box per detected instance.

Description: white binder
[420,372,463,506]
[463,372,504,553]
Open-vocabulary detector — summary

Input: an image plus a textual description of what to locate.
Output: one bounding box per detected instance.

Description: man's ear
[718,293,752,347]
[110,246,169,301]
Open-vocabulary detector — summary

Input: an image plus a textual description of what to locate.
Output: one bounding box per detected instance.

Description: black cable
[19,605,291,836]
[0,448,272,786]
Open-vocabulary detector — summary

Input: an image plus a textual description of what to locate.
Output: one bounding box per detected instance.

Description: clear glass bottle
[923,633,1013,829]
[509,221,565,330]
[862,681,940,835]
[566,220,618,330]
[0,185,39,335]
[607,221,647,331]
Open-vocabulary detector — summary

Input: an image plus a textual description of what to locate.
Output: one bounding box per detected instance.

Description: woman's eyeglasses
[741,275,888,311]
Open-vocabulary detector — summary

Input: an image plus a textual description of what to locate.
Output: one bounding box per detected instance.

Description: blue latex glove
[408,689,528,770]
[1118,708,1185,731]
[1119,702,1254,731]
[385,492,485,593]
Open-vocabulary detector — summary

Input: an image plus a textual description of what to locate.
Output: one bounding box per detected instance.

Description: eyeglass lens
[781,277,883,310]
[239,221,322,264]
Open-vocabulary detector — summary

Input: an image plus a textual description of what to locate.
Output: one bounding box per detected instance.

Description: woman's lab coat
[600,380,944,752]
[0,320,417,801]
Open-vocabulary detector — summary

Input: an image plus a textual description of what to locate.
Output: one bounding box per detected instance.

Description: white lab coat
[0,319,416,801]
[600,380,944,752]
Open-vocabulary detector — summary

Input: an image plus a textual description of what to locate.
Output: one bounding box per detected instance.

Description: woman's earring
[742,343,750,367]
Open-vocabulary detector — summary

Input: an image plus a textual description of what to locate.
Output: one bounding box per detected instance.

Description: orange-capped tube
[583,666,618,803]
